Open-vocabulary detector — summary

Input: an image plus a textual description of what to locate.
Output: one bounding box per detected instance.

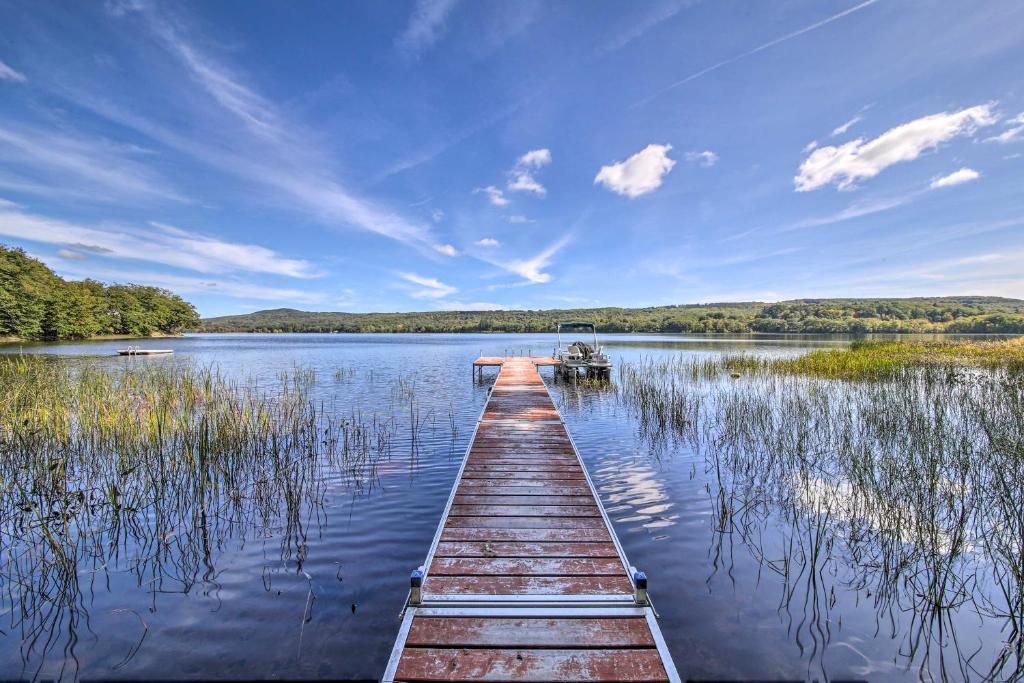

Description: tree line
[201,296,1024,335]
[1,245,200,341]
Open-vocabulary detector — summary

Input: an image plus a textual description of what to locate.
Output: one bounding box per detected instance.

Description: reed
[617,350,1024,680]
[0,355,398,677]
[722,338,1024,380]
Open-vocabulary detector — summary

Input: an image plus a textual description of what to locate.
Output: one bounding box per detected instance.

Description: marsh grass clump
[725,338,1024,380]
[0,355,396,677]
[618,349,1024,680]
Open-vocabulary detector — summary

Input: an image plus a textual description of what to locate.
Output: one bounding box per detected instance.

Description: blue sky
[0,0,1022,317]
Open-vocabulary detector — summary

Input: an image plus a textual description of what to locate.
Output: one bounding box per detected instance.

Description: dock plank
[405,617,656,648]
[395,648,668,682]
[384,357,677,683]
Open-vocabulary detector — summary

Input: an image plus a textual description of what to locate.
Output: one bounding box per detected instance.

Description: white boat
[117,347,174,356]
[553,321,612,378]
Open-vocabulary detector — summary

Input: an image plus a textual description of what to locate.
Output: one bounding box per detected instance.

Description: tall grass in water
[618,350,1024,681]
[0,356,395,678]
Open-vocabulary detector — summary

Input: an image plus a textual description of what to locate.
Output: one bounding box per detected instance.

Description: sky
[0,0,1022,317]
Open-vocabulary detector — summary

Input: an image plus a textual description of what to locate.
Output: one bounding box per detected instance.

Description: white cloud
[507,215,531,224]
[475,237,501,247]
[803,140,819,153]
[398,272,457,298]
[685,150,718,167]
[0,203,317,278]
[432,243,459,257]
[595,144,676,198]
[507,148,551,196]
[517,149,551,168]
[475,185,509,206]
[493,236,570,284]
[795,104,998,191]
[0,60,26,82]
[431,209,445,223]
[985,113,1024,144]
[397,0,460,56]
[508,170,546,195]
[929,167,980,189]
[56,249,88,260]
[831,115,863,137]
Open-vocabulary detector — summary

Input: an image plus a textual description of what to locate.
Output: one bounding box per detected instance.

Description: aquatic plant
[0,355,398,678]
[617,352,1024,680]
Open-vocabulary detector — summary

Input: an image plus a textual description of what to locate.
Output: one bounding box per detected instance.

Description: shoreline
[0,331,184,346]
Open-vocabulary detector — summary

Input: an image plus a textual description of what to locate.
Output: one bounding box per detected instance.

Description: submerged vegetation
[0,355,433,678]
[200,296,1024,334]
[617,344,1024,680]
[0,244,199,341]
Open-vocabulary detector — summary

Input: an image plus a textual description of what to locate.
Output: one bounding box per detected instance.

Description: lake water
[0,333,1016,681]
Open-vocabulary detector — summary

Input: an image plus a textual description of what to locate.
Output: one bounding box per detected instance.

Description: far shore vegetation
[202,297,1024,335]
[1,245,200,342]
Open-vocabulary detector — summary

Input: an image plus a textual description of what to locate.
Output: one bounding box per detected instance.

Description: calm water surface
[0,333,1011,681]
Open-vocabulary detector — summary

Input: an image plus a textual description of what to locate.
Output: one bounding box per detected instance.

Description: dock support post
[409,567,424,606]
[633,568,649,606]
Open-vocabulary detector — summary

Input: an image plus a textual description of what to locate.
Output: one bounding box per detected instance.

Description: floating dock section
[383,357,679,682]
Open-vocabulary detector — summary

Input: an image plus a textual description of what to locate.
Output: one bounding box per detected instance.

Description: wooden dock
[383,357,679,682]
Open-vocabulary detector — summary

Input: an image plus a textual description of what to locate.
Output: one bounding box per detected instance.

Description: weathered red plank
[395,647,667,682]
[444,516,605,529]
[455,485,592,496]
[404,617,656,648]
[462,465,583,474]
[429,557,625,576]
[439,528,613,543]
[423,575,633,596]
[459,472,586,481]
[449,505,600,518]
[453,495,596,506]
[434,541,619,558]
[456,479,590,489]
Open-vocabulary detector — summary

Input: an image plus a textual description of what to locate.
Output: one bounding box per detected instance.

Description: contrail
[633,0,881,107]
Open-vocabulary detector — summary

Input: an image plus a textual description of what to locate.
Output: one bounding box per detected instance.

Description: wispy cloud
[398,272,458,298]
[0,123,184,203]
[52,261,327,304]
[432,243,459,257]
[795,104,997,191]
[930,167,980,189]
[985,112,1024,144]
[435,300,516,311]
[490,236,570,284]
[595,144,676,197]
[635,0,880,106]
[0,203,317,278]
[778,193,919,232]
[475,185,509,206]
[70,4,434,248]
[397,0,460,56]
[475,237,501,247]
[831,115,863,137]
[0,60,26,82]
[685,150,718,167]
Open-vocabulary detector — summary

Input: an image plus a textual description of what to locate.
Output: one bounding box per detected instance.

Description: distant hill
[200,297,1024,334]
